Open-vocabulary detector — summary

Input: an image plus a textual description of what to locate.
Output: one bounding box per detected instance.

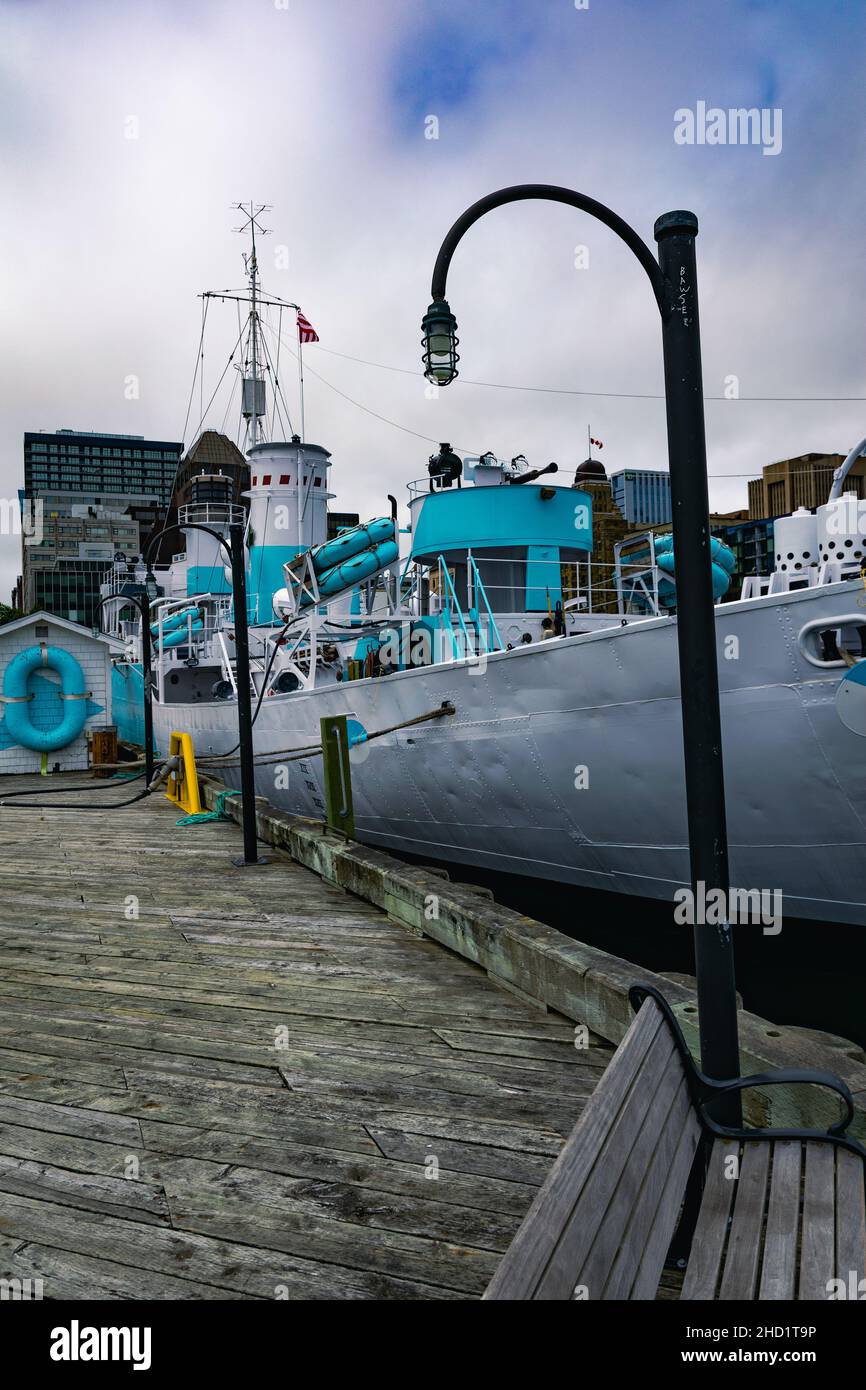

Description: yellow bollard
[165,731,202,815]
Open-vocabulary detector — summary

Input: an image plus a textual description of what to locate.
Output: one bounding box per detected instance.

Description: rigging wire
[258,318,294,438]
[187,318,248,446]
[171,297,211,502]
[219,368,241,437]
[259,321,480,454]
[309,343,866,404]
[260,322,864,479]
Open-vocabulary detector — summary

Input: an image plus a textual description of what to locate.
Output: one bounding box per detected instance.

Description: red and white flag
[590,437,604,449]
[297,309,319,344]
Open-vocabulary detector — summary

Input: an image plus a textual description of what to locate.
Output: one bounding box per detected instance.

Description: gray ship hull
[153,580,866,925]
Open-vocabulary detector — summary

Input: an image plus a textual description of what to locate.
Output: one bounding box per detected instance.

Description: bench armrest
[698,1069,855,1138]
[629,982,866,1158]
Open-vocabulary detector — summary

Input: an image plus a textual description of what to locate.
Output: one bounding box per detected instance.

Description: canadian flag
[297,309,319,343]
[590,437,604,449]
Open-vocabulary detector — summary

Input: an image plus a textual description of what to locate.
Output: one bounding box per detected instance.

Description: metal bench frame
[629,984,866,1163]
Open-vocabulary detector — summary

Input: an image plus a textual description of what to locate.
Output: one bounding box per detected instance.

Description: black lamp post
[143,521,264,867]
[423,185,740,1111]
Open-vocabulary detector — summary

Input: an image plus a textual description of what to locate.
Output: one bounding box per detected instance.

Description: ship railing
[178,501,245,530]
[437,557,475,658]
[405,471,592,499]
[150,593,233,701]
[433,554,505,656]
[467,552,505,652]
[408,551,652,623]
[99,563,173,601]
[613,532,664,616]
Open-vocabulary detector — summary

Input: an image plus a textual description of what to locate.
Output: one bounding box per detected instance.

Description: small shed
[0,611,119,775]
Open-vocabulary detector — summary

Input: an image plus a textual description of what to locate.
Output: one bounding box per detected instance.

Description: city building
[573,459,647,611]
[610,468,672,526]
[20,427,182,626]
[20,490,168,625]
[746,452,865,520]
[24,429,182,505]
[710,516,776,598]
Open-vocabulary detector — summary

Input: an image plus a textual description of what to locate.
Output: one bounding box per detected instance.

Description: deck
[0,774,613,1299]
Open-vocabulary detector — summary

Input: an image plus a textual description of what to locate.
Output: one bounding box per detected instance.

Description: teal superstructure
[410,481,592,556]
[111,662,148,749]
[409,480,593,613]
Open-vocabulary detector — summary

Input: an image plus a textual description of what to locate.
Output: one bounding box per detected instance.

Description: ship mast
[235,201,269,449]
[198,205,299,449]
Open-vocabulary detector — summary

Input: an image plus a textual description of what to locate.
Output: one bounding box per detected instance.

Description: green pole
[320,715,355,837]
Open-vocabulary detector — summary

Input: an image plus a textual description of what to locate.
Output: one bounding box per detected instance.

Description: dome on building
[576,457,607,480]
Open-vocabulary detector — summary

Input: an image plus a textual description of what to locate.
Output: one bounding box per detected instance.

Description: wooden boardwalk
[0,774,613,1300]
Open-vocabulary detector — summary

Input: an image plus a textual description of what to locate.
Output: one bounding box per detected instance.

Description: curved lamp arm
[92,591,154,652]
[143,521,233,569]
[829,435,866,502]
[430,183,669,315]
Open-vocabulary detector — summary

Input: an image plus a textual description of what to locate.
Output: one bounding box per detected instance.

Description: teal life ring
[2,644,90,752]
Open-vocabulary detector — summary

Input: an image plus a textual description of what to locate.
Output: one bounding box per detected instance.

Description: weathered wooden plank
[0,1155,170,1224]
[163,1188,498,1294]
[367,1126,555,1184]
[603,1077,700,1300]
[835,1148,866,1289]
[680,1139,740,1301]
[528,1019,677,1299]
[758,1140,801,1301]
[718,1141,772,1300]
[799,1142,836,1300]
[0,1029,286,1088]
[0,1191,457,1299]
[0,1094,143,1145]
[0,1232,251,1300]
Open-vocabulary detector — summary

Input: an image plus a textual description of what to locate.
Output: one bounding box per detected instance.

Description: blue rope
[176,790,240,827]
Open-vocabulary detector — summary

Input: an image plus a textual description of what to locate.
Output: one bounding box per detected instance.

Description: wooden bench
[484,984,866,1301]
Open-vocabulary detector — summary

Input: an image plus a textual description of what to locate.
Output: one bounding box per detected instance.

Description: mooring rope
[195,700,456,769]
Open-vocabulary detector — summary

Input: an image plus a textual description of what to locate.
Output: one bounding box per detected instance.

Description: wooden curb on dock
[199,775,866,1139]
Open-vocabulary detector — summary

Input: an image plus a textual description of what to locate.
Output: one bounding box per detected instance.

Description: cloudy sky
[2,0,865,599]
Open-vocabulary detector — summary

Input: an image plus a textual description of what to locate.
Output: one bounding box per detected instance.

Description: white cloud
[2,0,865,599]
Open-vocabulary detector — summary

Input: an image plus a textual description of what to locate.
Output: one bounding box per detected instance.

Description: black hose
[0,767,147,799]
[0,785,153,811]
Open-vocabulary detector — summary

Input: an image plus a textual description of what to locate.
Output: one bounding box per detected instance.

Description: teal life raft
[2,644,90,752]
[627,533,736,609]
